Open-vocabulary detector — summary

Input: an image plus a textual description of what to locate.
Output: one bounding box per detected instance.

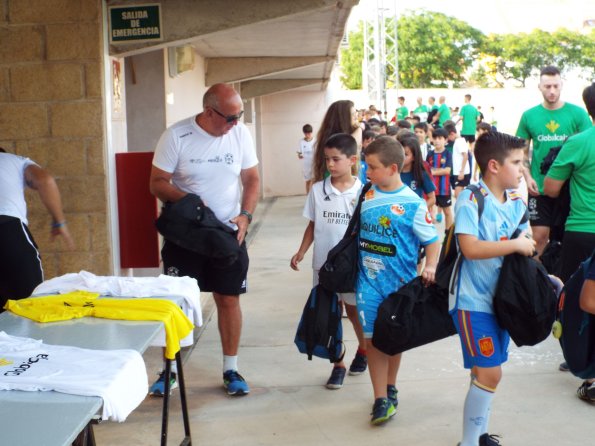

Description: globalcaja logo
[3,354,49,376]
[0,358,14,367]
[545,120,560,133]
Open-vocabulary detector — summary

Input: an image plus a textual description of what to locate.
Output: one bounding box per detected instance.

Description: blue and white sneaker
[326,366,346,389]
[149,371,178,396]
[387,384,398,409]
[223,370,250,396]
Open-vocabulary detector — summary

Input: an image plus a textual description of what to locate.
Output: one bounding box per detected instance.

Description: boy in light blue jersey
[452,131,536,446]
[356,136,440,425]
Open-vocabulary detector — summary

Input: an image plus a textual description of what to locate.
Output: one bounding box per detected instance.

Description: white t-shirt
[0,331,147,422]
[451,137,471,176]
[0,153,37,224]
[303,177,362,270]
[298,138,315,180]
[152,116,259,229]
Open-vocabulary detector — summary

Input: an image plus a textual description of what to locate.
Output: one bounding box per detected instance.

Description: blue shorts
[452,310,509,369]
[356,288,385,338]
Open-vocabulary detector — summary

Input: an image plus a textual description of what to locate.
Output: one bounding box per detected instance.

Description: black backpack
[294,285,345,362]
[319,182,372,293]
[435,184,484,291]
[557,253,595,379]
[493,252,557,347]
[372,277,457,355]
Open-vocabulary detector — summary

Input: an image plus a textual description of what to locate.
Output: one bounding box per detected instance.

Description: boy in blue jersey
[427,128,453,229]
[356,136,440,425]
[452,131,536,446]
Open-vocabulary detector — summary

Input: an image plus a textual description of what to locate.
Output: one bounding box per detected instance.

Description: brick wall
[0,0,110,278]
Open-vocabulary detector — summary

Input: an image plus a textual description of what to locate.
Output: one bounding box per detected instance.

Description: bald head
[203,83,242,110]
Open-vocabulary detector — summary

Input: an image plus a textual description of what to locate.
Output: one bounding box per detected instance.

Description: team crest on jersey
[545,120,560,133]
[440,157,446,165]
[365,188,375,200]
[224,153,234,165]
[378,215,391,228]
[478,337,495,357]
[390,204,405,216]
[425,211,432,224]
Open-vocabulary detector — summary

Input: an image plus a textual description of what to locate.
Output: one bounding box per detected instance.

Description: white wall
[259,90,328,197]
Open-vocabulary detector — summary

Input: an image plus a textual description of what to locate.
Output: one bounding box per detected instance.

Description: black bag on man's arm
[556,253,595,379]
[319,182,372,293]
[493,253,557,347]
[294,285,345,362]
[372,277,457,355]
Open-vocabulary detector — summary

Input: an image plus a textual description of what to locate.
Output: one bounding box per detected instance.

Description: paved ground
[95,195,594,445]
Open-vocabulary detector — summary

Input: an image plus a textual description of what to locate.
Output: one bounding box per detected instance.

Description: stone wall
[0,0,110,278]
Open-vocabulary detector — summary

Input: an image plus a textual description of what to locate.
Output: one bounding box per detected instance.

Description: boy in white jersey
[356,136,440,425]
[297,124,315,193]
[452,131,536,446]
[291,133,367,389]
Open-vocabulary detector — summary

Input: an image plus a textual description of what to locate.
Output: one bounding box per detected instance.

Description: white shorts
[313,269,356,305]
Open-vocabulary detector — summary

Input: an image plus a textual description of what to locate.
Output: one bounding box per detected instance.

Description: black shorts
[161,239,249,295]
[436,195,452,208]
[450,174,471,189]
[462,134,476,143]
[558,231,595,282]
[528,195,556,227]
[0,216,43,310]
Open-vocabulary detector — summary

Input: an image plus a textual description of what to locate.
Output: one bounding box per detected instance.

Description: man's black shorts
[528,195,556,227]
[462,134,476,143]
[450,174,471,189]
[161,239,249,295]
[436,195,452,208]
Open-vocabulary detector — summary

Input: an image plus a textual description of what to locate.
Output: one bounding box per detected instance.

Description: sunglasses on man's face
[211,107,244,123]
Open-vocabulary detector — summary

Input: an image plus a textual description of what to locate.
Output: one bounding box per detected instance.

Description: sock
[357,347,367,356]
[223,355,238,373]
[482,406,491,435]
[460,380,495,446]
[161,360,177,375]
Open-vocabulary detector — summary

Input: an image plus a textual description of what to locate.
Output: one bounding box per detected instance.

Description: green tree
[395,10,483,88]
[339,22,364,90]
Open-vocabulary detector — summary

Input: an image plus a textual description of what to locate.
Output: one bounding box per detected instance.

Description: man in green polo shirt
[413,96,429,122]
[431,96,451,128]
[516,65,591,259]
[396,96,409,121]
[456,94,480,144]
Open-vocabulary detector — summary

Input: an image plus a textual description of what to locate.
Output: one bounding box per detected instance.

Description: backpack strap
[466,184,485,220]
[344,181,372,237]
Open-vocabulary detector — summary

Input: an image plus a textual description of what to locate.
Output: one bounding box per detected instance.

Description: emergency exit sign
[109,4,162,43]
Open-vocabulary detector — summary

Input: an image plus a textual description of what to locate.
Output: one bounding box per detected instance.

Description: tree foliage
[339,10,595,89]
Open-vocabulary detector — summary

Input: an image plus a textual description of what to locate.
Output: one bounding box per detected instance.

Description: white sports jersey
[298,138,315,180]
[451,137,471,176]
[152,116,259,229]
[303,177,362,270]
[0,331,147,422]
[0,153,37,224]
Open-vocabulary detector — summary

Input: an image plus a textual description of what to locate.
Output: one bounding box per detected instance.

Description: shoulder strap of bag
[344,182,372,238]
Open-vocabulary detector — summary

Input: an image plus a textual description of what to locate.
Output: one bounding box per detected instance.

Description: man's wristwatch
[240,209,253,224]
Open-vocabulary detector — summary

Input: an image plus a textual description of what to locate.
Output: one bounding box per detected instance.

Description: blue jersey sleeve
[587,257,595,281]
[454,189,479,237]
[412,201,438,246]
[422,171,436,194]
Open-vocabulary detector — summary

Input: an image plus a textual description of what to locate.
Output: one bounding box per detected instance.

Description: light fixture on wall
[167,45,195,77]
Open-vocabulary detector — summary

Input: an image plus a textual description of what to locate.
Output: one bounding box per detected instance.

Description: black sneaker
[387,384,398,409]
[326,366,346,389]
[559,361,570,372]
[348,352,368,375]
[479,433,502,445]
[577,380,595,403]
[370,397,396,425]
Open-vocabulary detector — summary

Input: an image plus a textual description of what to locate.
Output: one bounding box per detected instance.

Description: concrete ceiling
[107,0,359,98]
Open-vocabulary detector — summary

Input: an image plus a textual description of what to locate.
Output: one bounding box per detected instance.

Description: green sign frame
[109,3,162,44]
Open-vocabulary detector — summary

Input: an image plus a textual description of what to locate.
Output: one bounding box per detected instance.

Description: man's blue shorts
[452,310,509,369]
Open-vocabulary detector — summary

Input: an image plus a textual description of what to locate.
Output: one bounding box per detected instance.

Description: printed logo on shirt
[361,220,398,238]
[478,337,494,357]
[225,153,234,165]
[410,180,418,191]
[425,211,432,224]
[323,210,351,225]
[365,188,375,200]
[440,156,446,166]
[180,131,193,138]
[390,204,405,216]
[545,120,560,133]
[379,215,391,228]
[359,237,396,257]
[362,255,386,279]
[3,354,49,376]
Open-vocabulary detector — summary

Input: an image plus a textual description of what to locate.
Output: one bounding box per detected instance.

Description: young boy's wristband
[51,221,67,229]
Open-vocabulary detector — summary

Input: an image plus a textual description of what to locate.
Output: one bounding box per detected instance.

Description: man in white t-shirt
[0,148,73,309]
[444,123,471,198]
[150,83,260,397]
